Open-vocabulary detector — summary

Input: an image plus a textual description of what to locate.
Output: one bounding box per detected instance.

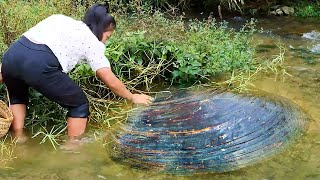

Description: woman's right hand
[131,94,153,105]
[96,68,153,105]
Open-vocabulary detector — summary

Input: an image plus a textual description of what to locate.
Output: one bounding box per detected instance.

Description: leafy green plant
[105,30,178,90]
[295,2,320,17]
[171,19,255,83]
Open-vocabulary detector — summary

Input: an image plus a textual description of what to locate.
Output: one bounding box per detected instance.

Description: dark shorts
[1,36,89,118]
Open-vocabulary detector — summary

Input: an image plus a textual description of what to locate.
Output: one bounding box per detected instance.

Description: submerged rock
[106,90,310,174]
[282,6,294,15]
[302,31,320,40]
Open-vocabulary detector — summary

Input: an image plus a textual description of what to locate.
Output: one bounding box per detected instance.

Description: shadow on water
[1,16,320,179]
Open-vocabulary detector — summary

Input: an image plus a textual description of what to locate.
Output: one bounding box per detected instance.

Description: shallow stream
[1,16,320,180]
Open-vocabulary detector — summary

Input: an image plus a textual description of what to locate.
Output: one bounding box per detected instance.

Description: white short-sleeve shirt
[23,14,110,73]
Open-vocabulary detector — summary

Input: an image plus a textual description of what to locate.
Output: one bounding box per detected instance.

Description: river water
[0,16,320,179]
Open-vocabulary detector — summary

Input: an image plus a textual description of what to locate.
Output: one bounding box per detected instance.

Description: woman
[1,4,152,145]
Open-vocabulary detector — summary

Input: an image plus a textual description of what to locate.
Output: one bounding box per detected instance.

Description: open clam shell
[106,90,310,174]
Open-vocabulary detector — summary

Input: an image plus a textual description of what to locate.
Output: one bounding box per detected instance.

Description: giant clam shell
[106,90,310,174]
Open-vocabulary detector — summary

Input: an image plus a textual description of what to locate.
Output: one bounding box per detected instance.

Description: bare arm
[96,67,152,105]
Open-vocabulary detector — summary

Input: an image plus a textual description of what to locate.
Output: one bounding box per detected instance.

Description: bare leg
[10,104,28,143]
[61,117,87,151]
[67,117,87,138]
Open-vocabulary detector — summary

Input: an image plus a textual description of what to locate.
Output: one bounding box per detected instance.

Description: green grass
[295,2,320,17]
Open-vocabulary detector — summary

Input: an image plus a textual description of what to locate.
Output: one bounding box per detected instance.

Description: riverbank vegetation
[0,0,287,158]
[295,1,320,17]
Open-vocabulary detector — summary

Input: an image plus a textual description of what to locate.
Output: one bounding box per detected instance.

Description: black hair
[83,3,116,41]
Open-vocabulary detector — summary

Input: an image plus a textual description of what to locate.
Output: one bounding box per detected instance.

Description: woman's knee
[67,102,90,118]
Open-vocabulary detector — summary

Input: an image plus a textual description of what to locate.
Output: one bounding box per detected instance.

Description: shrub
[295,2,320,17]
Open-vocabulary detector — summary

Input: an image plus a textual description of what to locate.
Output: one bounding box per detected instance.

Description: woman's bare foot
[12,129,28,144]
[60,136,83,153]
